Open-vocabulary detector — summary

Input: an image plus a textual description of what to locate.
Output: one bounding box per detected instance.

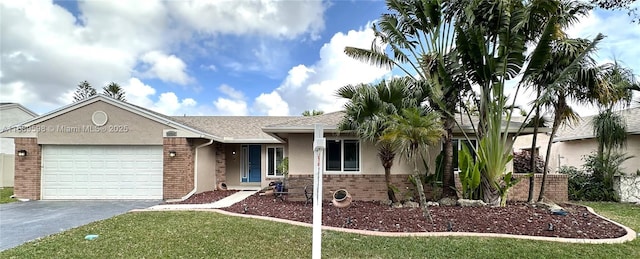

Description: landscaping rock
[403,201,419,208]
[438,197,458,206]
[427,201,440,207]
[392,202,403,208]
[458,199,487,207]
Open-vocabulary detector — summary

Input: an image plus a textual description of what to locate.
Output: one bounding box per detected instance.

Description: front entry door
[241,145,261,183]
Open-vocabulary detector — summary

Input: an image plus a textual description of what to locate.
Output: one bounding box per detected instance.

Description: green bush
[560,151,631,201]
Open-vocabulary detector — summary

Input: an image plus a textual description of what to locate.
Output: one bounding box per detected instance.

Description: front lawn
[1,203,638,258]
[0,187,17,204]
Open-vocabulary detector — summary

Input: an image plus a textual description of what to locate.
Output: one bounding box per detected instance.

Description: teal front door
[241,145,261,183]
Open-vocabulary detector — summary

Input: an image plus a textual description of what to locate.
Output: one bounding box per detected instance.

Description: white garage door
[42,145,163,199]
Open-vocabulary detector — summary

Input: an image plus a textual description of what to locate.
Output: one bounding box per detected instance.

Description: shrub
[513,150,545,174]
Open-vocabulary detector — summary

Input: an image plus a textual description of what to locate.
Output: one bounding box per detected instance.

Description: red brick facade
[163,138,195,199]
[14,138,41,200]
[214,142,226,189]
[287,172,568,202]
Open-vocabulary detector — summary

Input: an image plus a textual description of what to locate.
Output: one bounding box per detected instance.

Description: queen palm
[337,77,425,203]
[381,107,444,221]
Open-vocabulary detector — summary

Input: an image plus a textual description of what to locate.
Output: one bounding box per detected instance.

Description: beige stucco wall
[194,139,216,193]
[34,101,174,145]
[225,143,242,187]
[553,135,640,174]
[287,133,423,176]
[0,154,14,187]
[513,133,551,159]
[1,106,37,154]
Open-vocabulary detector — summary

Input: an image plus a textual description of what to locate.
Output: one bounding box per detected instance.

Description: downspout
[181,138,214,200]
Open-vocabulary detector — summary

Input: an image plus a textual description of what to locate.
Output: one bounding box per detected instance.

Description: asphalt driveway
[0,200,160,251]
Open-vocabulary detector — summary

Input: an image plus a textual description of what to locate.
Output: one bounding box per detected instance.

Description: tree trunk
[538,114,560,202]
[481,174,500,206]
[379,148,398,203]
[527,93,541,203]
[384,166,399,203]
[414,164,432,222]
[441,118,458,198]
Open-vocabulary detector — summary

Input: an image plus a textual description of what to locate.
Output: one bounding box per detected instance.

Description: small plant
[458,144,481,199]
[497,172,524,207]
[276,157,289,178]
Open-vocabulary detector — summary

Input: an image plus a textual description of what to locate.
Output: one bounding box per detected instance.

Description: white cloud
[140,51,192,85]
[168,0,326,39]
[218,84,244,100]
[211,84,248,116]
[214,98,248,116]
[254,24,390,115]
[254,92,289,116]
[122,77,204,116]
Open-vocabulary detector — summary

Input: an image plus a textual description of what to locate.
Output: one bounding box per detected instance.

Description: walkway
[146,190,258,210]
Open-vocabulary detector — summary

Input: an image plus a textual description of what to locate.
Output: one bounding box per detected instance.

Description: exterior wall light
[17,150,27,157]
[168,150,176,157]
[232,150,236,156]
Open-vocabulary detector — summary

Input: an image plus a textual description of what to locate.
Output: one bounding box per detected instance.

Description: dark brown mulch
[165,190,238,204]
[220,194,628,239]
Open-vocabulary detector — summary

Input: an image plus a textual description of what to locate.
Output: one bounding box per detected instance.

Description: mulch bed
[165,190,239,204]
[219,194,628,239]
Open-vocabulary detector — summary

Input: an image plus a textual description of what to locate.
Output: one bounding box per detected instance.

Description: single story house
[1,95,567,201]
[0,103,38,187]
[552,107,640,174]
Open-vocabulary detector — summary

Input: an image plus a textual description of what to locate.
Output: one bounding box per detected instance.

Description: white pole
[312,124,325,259]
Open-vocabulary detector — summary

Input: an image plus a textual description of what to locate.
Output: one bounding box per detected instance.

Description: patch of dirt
[165,190,238,204]
[219,194,628,239]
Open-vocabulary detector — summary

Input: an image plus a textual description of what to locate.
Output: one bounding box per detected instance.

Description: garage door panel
[42,145,163,199]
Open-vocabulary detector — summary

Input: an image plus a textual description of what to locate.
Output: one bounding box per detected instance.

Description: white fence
[614,175,640,204]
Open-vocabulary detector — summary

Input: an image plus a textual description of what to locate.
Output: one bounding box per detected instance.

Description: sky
[1,0,639,117]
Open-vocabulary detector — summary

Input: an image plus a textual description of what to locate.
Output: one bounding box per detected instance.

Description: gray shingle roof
[172,116,300,142]
[554,107,640,142]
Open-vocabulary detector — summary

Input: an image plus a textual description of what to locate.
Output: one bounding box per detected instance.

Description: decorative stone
[392,202,403,208]
[426,201,440,207]
[438,197,458,206]
[458,199,487,207]
[403,201,419,208]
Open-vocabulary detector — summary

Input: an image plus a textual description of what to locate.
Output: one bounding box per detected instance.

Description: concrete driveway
[0,200,160,251]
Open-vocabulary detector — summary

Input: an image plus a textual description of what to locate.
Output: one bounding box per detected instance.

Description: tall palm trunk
[441,117,457,198]
[538,108,562,202]
[379,148,399,203]
[413,159,432,222]
[527,88,542,203]
[481,174,500,206]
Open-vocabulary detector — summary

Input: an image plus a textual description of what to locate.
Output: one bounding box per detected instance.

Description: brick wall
[453,173,568,202]
[287,174,415,201]
[288,172,568,202]
[14,138,41,200]
[163,138,195,199]
[214,142,226,188]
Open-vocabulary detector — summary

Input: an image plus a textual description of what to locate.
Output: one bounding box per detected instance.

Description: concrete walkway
[147,190,258,210]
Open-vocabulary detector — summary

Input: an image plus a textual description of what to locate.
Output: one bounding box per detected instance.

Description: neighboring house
[1,95,567,201]
[0,103,38,187]
[552,107,640,175]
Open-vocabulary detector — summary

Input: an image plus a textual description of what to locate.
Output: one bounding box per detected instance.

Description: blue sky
[1,1,638,117]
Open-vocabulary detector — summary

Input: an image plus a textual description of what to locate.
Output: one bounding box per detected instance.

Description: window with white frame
[326,139,360,172]
[450,138,478,171]
[267,146,284,177]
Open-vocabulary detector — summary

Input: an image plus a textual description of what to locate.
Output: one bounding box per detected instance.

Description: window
[450,139,478,171]
[326,139,360,172]
[267,146,284,177]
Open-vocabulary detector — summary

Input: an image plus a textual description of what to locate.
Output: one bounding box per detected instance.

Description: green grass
[1,203,638,259]
[0,187,17,204]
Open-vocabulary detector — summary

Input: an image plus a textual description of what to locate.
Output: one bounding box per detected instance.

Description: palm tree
[302,110,324,116]
[73,80,97,102]
[344,0,471,199]
[337,77,425,203]
[102,82,126,101]
[381,107,444,221]
[520,0,592,203]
